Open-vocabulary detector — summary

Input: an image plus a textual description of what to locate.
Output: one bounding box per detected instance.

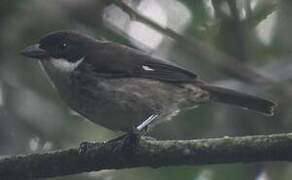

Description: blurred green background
[1,0,292,179]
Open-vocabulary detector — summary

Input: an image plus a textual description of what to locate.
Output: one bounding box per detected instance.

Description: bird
[21,30,276,135]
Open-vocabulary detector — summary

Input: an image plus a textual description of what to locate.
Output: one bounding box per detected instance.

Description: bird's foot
[79,141,88,154]
[78,141,98,154]
[106,115,159,155]
[108,130,140,155]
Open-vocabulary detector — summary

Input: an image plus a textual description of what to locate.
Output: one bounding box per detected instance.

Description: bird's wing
[85,42,198,83]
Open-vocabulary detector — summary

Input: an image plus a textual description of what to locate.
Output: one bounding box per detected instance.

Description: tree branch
[1,133,292,179]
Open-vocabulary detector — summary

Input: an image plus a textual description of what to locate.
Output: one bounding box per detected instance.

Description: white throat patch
[50,57,85,72]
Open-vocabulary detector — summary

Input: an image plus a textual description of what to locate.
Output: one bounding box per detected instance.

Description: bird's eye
[59,43,68,50]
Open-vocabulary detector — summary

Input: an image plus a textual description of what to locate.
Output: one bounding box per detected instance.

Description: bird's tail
[200,85,276,116]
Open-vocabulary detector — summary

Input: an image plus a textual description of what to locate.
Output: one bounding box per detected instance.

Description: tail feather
[200,85,276,116]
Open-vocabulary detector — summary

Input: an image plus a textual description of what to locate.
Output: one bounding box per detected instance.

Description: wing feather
[85,42,197,83]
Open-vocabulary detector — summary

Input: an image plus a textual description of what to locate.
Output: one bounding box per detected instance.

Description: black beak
[20,44,49,59]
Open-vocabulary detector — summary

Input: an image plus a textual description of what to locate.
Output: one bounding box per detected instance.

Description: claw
[79,141,89,154]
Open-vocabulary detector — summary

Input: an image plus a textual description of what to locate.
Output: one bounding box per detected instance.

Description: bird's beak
[20,44,49,59]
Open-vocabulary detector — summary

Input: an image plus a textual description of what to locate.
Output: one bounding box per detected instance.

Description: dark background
[0,0,291,179]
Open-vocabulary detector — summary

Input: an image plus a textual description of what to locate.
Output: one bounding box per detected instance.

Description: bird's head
[21,31,96,72]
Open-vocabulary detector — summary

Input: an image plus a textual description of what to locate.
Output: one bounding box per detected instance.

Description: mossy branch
[1,133,292,179]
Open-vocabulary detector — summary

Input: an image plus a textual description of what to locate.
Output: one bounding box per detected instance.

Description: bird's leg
[107,114,158,154]
[136,114,158,132]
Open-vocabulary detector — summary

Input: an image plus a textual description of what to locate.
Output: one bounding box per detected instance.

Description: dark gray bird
[21,31,275,133]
